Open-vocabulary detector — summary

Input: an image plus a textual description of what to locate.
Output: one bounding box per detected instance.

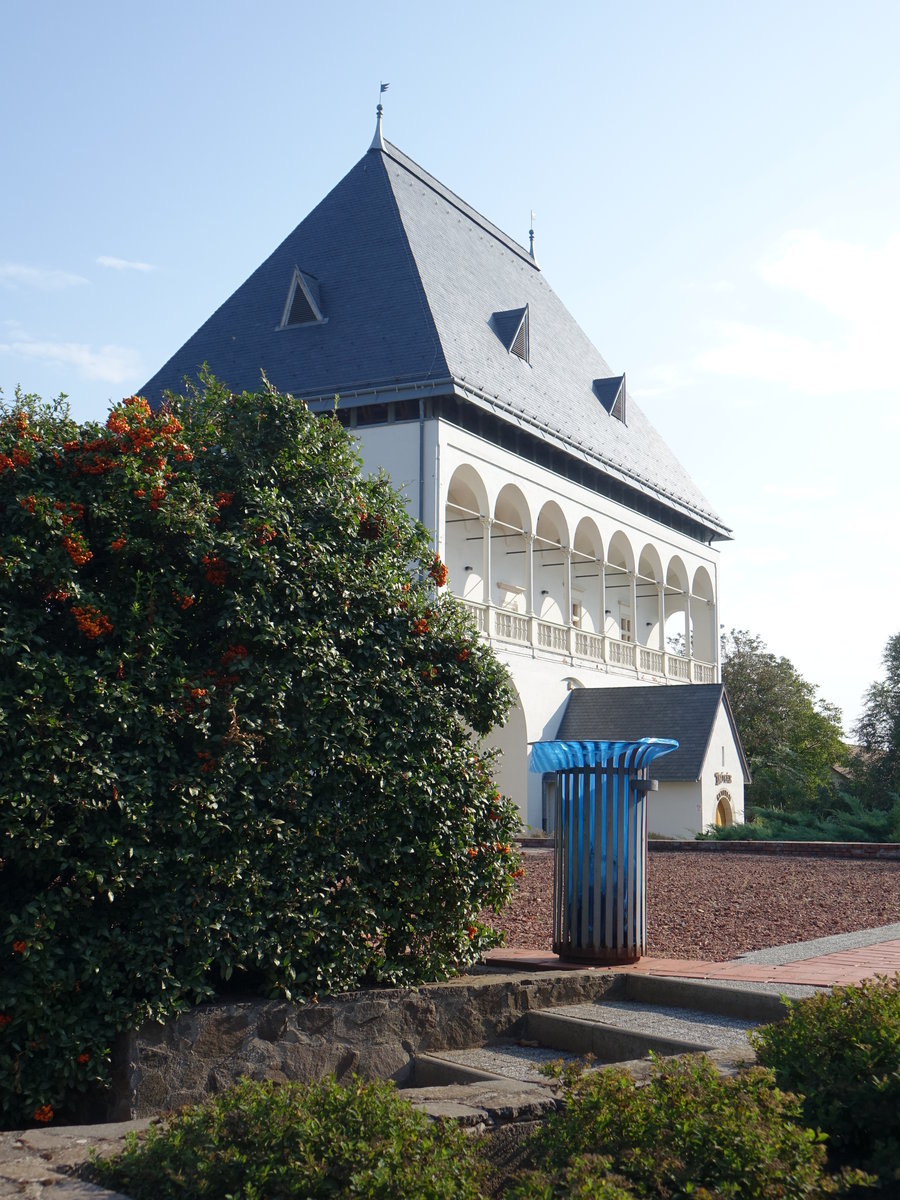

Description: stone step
[409,978,792,1089]
[616,973,802,1021]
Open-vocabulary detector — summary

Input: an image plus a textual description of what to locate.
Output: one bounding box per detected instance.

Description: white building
[143,113,748,836]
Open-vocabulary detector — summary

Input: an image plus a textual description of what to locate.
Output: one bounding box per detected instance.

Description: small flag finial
[370,83,389,150]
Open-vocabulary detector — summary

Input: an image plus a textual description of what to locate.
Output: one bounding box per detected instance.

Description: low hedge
[86,1062,872,1200]
[752,975,900,1186]
[88,1075,485,1199]
[507,1054,866,1198]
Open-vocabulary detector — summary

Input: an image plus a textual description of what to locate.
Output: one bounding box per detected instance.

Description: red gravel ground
[489,850,900,962]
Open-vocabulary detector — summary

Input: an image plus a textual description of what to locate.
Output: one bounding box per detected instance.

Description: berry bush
[0,379,519,1128]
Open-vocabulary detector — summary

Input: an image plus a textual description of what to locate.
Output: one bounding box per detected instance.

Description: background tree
[721,629,846,811]
[0,380,520,1128]
[853,632,900,808]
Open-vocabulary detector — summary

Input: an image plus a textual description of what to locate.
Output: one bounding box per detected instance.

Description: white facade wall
[353,415,728,833]
[698,703,747,831]
[647,782,703,840]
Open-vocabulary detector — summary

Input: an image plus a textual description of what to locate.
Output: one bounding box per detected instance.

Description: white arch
[492,484,532,612]
[534,501,570,623]
[604,530,635,641]
[664,555,690,656]
[572,517,604,634]
[445,465,490,601]
[691,565,716,664]
[637,544,664,649]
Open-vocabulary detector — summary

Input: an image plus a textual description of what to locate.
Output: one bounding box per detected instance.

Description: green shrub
[88,1075,485,1199]
[507,1055,866,1198]
[752,976,900,1184]
[701,799,900,842]
[0,381,519,1128]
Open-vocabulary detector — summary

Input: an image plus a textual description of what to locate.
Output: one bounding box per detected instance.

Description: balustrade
[606,637,636,668]
[494,609,529,643]
[461,599,489,633]
[638,646,664,674]
[692,661,716,684]
[573,629,603,662]
[459,600,714,683]
[537,620,568,652]
[666,654,690,681]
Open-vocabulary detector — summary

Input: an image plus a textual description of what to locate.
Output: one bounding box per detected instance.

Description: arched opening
[572,518,603,635]
[444,465,489,603]
[493,485,531,614]
[604,532,635,644]
[534,501,569,625]
[691,566,716,667]
[485,686,528,826]
[637,544,664,650]
[715,790,733,827]
[664,556,690,674]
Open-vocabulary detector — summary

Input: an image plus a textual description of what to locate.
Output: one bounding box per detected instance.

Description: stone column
[524,532,536,647]
[657,581,665,652]
[480,516,492,608]
[684,591,692,666]
[524,532,535,615]
[598,558,606,641]
[563,547,572,626]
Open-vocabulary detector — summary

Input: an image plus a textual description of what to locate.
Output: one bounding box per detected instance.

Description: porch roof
[556,684,750,783]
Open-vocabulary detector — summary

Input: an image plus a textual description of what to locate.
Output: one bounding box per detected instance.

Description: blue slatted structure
[530,739,678,963]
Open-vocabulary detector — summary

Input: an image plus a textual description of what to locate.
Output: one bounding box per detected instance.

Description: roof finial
[370,82,389,151]
[529,210,538,265]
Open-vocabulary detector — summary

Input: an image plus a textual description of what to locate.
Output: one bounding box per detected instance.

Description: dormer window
[592,373,626,424]
[491,305,530,364]
[279,267,325,328]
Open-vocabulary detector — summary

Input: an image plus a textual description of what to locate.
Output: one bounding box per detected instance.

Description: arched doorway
[715,790,733,827]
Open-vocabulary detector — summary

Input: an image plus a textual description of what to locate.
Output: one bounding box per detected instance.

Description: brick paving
[485,938,900,987]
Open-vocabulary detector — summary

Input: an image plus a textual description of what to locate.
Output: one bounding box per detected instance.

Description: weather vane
[371,83,390,151]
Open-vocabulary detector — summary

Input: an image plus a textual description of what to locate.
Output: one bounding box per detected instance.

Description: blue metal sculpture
[530,738,678,963]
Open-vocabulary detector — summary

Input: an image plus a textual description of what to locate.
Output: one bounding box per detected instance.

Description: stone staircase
[398,974,802,1125]
[1,972,810,1196]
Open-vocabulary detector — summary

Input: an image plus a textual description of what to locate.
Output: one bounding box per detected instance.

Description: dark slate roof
[142,138,730,539]
[554,684,750,783]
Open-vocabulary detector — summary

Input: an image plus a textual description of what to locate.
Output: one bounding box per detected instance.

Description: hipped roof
[142,138,730,539]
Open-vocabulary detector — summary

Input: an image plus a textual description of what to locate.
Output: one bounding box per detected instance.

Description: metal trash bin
[530,738,678,964]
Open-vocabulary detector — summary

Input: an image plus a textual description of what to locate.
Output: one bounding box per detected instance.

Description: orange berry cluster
[62,534,92,567]
[71,606,113,639]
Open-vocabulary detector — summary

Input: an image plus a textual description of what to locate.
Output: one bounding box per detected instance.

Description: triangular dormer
[491,306,529,364]
[593,373,626,424]
[279,268,325,328]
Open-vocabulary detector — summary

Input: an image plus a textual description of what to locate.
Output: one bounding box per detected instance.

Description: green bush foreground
[508,1055,868,1199]
[88,1056,874,1200]
[89,1076,485,1200]
[753,975,900,1185]
[93,972,900,1196]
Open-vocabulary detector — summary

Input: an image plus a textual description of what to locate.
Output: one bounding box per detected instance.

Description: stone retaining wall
[647,840,900,860]
[109,968,624,1120]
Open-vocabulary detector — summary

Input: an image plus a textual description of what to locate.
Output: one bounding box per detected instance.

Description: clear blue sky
[3,1,898,732]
